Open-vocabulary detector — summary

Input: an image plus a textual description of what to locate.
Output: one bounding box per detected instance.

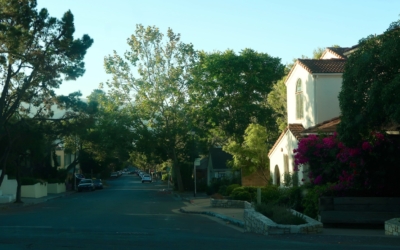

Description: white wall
[287,66,315,129]
[321,51,341,59]
[0,170,17,198]
[315,75,342,124]
[269,131,303,186]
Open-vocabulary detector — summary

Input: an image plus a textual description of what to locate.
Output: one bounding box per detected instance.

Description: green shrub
[231,186,266,202]
[162,173,169,181]
[21,177,41,185]
[218,185,228,196]
[226,184,240,196]
[260,185,281,203]
[47,178,63,184]
[206,177,240,195]
[301,184,331,219]
[255,203,306,225]
[231,191,252,201]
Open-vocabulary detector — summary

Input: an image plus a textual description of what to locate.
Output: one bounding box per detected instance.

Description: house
[206,147,239,185]
[268,47,348,186]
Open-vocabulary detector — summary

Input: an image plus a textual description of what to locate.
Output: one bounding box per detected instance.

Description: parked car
[77,179,95,192]
[110,172,118,178]
[141,174,152,183]
[92,179,103,189]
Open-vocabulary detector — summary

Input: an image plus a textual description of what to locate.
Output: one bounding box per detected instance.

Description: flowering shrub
[294,132,400,196]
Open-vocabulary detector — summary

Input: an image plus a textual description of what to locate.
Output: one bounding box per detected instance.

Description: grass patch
[255,203,307,225]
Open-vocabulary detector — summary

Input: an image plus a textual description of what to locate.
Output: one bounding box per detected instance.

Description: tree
[104,24,197,192]
[267,75,288,133]
[190,49,285,145]
[223,123,273,184]
[0,0,93,185]
[338,20,400,146]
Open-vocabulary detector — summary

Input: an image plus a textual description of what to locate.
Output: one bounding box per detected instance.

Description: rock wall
[244,206,323,235]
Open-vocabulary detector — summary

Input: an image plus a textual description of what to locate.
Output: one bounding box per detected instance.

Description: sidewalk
[177,195,391,238]
[0,191,76,209]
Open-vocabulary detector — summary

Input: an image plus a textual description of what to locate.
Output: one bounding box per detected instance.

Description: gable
[320,47,349,59]
[285,59,346,86]
[209,147,232,170]
[268,124,304,157]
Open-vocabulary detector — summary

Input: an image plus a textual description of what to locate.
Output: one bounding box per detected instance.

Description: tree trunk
[0,166,5,187]
[172,149,184,192]
[0,147,11,187]
[15,160,22,203]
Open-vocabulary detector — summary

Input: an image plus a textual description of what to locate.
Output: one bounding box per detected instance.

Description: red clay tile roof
[301,117,340,134]
[286,59,346,85]
[321,47,349,59]
[268,124,304,157]
[297,59,346,74]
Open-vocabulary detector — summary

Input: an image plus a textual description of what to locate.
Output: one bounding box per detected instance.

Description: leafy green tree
[104,25,197,191]
[0,0,93,185]
[223,123,273,184]
[190,49,285,145]
[267,75,287,132]
[338,20,400,146]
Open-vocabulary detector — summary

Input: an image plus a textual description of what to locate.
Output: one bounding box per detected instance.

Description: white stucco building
[268,47,348,186]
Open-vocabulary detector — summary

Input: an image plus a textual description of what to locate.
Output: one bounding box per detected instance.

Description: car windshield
[80,180,92,184]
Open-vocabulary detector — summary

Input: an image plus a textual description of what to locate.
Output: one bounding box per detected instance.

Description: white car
[141,174,152,183]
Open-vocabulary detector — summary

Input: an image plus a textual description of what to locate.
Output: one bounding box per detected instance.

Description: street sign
[194,158,201,166]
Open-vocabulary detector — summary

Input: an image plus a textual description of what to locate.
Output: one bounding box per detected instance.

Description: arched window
[274,165,281,186]
[296,79,303,119]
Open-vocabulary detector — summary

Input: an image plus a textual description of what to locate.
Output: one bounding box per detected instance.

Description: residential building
[268,47,348,186]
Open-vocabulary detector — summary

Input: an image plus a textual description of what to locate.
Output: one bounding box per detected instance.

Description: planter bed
[47,183,66,194]
[210,198,246,208]
[21,182,48,198]
[244,202,323,235]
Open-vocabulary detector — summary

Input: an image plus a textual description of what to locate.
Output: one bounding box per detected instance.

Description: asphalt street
[0,174,399,250]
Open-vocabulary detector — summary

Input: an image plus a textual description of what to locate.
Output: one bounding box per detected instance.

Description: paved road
[0,175,399,250]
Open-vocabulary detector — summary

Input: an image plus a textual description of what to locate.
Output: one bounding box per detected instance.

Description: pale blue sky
[37,0,400,98]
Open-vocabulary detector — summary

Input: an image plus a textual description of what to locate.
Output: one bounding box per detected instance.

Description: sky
[37,0,400,98]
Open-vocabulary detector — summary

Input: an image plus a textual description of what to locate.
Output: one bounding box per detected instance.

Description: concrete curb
[0,191,76,209]
[179,207,244,228]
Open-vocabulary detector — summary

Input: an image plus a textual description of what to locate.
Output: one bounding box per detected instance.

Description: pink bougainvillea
[293,131,398,196]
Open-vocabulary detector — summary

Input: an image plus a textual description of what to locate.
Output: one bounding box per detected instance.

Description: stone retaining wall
[244,207,323,235]
[385,218,400,236]
[210,198,245,208]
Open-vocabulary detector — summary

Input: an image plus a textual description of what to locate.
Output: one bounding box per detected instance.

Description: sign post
[194,158,201,197]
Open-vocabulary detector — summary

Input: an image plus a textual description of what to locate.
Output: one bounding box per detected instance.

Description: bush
[206,177,240,195]
[231,191,251,202]
[47,178,63,184]
[260,186,281,203]
[21,177,41,185]
[231,186,258,202]
[218,185,228,196]
[255,203,306,225]
[226,184,241,196]
[301,184,331,219]
[162,173,169,181]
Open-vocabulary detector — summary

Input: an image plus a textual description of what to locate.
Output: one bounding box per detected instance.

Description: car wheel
[142,181,144,183]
